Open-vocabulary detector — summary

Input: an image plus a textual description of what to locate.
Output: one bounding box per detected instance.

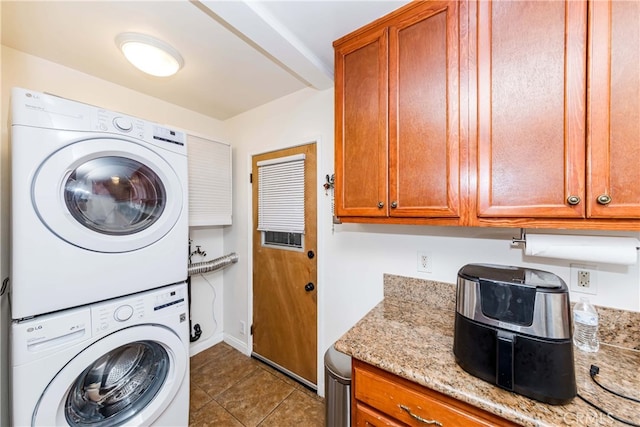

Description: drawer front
[354,364,500,427]
[355,402,405,427]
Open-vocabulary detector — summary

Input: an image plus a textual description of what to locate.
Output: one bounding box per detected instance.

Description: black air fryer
[453,264,576,404]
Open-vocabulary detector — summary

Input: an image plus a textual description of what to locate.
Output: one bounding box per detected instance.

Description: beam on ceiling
[194,0,334,90]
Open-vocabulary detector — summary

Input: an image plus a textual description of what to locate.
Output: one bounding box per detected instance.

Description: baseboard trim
[189,333,223,357]
[223,333,250,355]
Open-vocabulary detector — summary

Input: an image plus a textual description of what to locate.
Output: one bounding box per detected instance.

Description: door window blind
[257,154,305,234]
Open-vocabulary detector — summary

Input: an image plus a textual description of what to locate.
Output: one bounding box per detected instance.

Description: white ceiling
[1,0,410,120]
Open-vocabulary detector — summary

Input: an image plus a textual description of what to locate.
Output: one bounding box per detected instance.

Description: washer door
[32,138,183,253]
[33,325,187,427]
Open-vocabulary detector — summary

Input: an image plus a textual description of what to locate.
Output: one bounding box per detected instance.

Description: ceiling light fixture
[115,32,184,77]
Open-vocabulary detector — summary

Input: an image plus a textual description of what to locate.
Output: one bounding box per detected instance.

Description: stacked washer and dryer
[9,87,191,426]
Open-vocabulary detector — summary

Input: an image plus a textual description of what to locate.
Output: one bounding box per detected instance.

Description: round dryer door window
[64,157,166,236]
[33,325,187,426]
[32,138,184,253]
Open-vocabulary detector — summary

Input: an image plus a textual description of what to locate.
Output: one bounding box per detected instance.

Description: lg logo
[26,325,43,333]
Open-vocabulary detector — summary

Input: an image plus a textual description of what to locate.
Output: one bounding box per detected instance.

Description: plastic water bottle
[573,297,599,352]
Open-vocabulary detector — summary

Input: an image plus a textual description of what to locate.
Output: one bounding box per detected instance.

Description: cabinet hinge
[249,173,253,183]
[250,324,254,335]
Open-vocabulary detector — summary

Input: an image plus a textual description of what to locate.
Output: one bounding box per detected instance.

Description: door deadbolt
[305,282,315,292]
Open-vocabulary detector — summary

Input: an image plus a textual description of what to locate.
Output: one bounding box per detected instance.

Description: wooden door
[252,143,317,385]
[389,1,460,218]
[334,27,389,218]
[588,0,640,218]
[476,0,587,218]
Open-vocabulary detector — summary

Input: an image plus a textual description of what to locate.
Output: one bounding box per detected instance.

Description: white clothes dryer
[11,282,189,427]
[10,87,189,319]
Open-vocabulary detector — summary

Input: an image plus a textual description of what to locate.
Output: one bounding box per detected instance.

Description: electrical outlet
[417,251,433,273]
[240,321,246,335]
[570,264,597,295]
[578,270,590,287]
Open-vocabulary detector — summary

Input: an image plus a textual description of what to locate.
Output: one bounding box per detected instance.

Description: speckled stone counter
[335,274,640,427]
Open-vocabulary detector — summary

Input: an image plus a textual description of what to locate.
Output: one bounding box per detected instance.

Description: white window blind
[187,134,232,226]
[257,154,305,234]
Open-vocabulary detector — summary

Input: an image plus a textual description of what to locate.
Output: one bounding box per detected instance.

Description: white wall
[188,226,227,355]
[0,46,230,425]
[223,84,640,398]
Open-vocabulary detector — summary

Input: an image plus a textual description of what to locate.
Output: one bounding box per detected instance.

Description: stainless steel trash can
[324,344,351,427]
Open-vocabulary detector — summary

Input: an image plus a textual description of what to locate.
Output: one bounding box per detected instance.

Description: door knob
[307,250,315,259]
[305,282,315,292]
[597,194,612,205]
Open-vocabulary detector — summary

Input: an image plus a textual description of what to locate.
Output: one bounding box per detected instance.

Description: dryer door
[32,137,184,253]
[33,325,187,426]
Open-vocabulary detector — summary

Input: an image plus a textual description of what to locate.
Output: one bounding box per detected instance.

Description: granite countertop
[335,275,640,427]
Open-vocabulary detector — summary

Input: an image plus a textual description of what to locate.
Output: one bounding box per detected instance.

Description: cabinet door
[588,0,640,218]
[335,28,389,217]
[389,1,460,218]
[476,0,587,218]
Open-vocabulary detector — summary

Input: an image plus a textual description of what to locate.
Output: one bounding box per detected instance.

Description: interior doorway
[251,142,317,388]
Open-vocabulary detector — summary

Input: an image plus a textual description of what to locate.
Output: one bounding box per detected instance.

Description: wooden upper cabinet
[476,0,587,218]
[334,1,461,221]
[588,0,640,219]
[389,2,460,218]
[335,28,388,218]
[334,0,640,229]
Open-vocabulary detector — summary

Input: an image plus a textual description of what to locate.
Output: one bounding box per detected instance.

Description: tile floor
[189,342,326,427]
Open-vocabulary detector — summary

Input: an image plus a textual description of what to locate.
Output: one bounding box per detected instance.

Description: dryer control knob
[114,305,134,322]
[113,117,133,132]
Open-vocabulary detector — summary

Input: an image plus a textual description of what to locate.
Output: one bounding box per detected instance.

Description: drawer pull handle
[399,405,443,426]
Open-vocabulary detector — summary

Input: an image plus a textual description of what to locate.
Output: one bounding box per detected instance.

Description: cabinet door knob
[566,195,581,205]
[304,282,315,292]
[390,201,398,208]
[597,194,612,205]
[377,201,384,208]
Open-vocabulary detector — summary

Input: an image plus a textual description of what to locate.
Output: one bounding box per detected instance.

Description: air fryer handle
[497,331,514,390]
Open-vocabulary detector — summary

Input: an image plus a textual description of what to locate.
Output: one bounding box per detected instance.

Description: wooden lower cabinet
[353,360,517,427]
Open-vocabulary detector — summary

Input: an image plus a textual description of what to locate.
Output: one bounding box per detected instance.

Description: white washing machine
[11,282,189,427]
[10,87,189,319]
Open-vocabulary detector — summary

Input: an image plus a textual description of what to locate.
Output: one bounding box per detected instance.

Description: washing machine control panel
[113,116,133,132]
[90,285,186,334]
[94,299,145,333]
[154,287,186,311]
[113,304,134,322]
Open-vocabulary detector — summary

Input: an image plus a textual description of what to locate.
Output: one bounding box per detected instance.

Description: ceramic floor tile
[192,348,260,397]
[216,368,295,427]
[189,399,243,427]
[255,361,305,390]
[258,389,326,427]
[190,341,235,371]
[190,342,326,426]
[190,382,213,413]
